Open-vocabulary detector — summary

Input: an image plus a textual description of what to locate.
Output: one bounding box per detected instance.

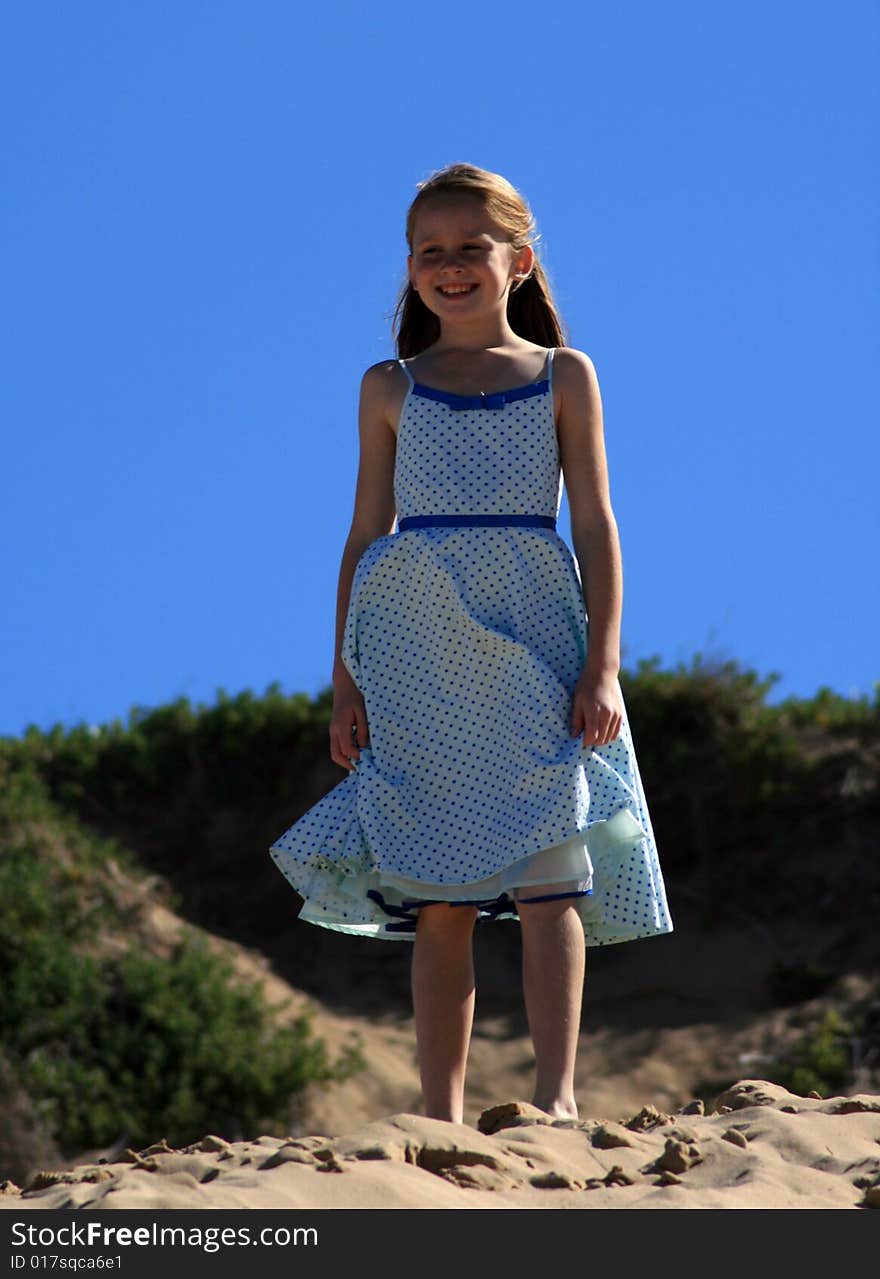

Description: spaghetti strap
[546,347,556,388]
[398,358,415,389]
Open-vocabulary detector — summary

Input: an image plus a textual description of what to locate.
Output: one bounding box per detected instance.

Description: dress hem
[269,805,673,947]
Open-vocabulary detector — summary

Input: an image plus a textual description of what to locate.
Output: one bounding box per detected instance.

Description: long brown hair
[392,163,568,359]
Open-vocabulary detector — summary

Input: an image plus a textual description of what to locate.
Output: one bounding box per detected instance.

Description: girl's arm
[556,348,624,744]
[328,362,398,771]
[332,362,398,687]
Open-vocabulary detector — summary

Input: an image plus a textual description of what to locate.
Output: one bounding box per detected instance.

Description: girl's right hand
[330,674,369,772]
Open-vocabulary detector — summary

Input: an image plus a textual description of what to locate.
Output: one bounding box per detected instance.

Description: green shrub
[0,767,362,1155]
[764,1009,852,1098]
[6,930,361,1152]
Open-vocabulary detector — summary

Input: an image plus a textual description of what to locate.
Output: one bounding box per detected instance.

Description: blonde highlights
[392,163,568,358]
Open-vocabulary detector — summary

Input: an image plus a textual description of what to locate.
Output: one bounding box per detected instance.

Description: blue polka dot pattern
[270,349,673,945]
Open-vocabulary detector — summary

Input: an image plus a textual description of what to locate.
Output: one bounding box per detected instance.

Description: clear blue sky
[2,1,877,738]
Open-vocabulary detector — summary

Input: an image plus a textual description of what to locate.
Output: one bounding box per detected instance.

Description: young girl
[270,163,672,1125]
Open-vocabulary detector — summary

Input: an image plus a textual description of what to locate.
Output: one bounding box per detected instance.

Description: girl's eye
[418,244,484,256]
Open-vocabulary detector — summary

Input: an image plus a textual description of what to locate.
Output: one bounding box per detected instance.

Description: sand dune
[3,1081,879,1211]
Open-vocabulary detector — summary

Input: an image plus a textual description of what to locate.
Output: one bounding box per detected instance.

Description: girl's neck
[430,314,523,354]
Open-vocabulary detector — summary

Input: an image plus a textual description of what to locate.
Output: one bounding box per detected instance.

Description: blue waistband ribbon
[397,514,556,531]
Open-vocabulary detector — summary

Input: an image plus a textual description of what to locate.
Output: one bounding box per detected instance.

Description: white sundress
[269,348,673,945]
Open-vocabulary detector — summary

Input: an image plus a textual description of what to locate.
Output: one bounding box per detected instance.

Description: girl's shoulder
[551,347,601,406]
[359,359,410,437]
[361,358,409,396]
[552,345,598,380]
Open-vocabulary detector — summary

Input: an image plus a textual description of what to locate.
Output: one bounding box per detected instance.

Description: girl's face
[407,194,533,322]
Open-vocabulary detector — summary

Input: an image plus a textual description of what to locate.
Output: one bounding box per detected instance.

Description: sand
[3,1081,879,1211]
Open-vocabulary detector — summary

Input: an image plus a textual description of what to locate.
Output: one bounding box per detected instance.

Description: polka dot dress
[270,349,673,945]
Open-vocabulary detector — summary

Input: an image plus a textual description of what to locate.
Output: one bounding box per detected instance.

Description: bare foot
[533,1096,579,1120]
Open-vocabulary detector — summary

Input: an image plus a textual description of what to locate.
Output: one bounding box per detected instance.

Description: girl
[270,163,672,1125]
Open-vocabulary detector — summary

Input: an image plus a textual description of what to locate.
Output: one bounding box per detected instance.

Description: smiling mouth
[437,283,478,296]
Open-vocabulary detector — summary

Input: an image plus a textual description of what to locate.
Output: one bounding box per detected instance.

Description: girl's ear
[407,253,417,292]
[510,244,535,288]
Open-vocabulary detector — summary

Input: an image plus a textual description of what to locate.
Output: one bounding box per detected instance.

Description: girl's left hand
[570,670,623,747]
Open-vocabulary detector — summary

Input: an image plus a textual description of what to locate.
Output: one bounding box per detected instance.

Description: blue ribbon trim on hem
[366,887,592,934]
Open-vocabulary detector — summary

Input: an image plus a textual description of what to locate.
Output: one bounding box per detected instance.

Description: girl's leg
[514,887,586,1118]
[411,902,479,1123]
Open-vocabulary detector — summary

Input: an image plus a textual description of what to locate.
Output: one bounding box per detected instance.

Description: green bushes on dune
[766,1008,853,1099]
[7,665,878,917]
[0,761,361,1157]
